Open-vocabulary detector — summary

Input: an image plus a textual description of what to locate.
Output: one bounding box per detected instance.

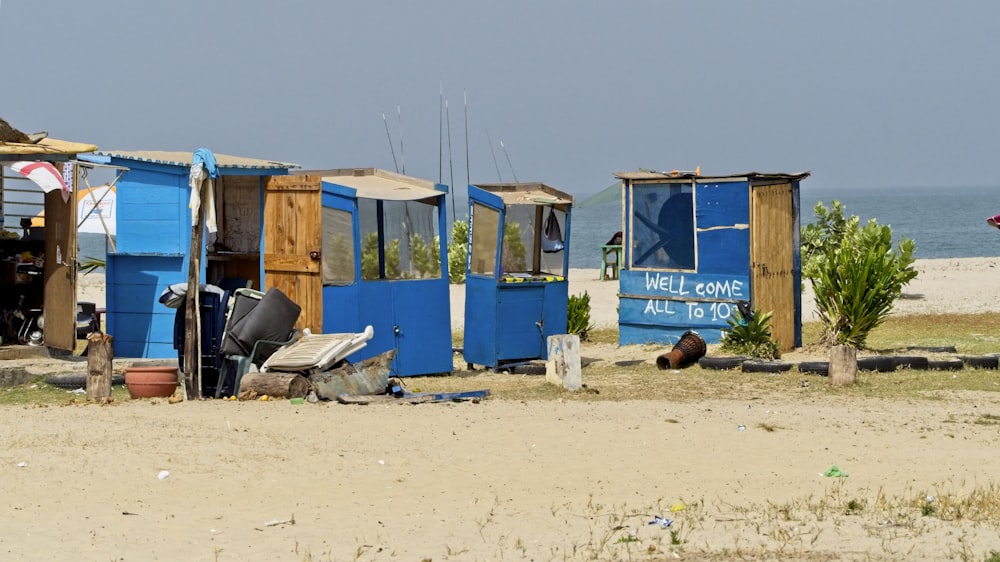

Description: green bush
[801,201,917,348]
[568,291,595,341]
[720,305,780,360]
[448,219,468,284]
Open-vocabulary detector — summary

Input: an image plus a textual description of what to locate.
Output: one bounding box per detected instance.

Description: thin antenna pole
[500,139,519,183]
[397,105,406,174]
[464,90,471,188]
[445,99,456,222]
[486,129,502,182]
[438,81,443,184]
[382,112,399,173]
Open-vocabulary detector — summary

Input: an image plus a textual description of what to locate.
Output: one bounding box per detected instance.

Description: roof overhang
[0,138,99,162]
[315,168,446,201]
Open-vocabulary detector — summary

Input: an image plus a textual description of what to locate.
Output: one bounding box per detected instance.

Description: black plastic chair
[172,288,231,396]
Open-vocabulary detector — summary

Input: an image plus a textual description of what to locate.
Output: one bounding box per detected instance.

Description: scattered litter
[157,470,170,480]
[69,388,86,394]
[377,460,385,465]
[16,461,27,468]
[823,465,848,477]
[647,515,673,528]
[926,495,936,503]
[264,515,295,527]
[289,397,304,405]
[122,511,138,516]
[306,391,319,403]
[670,502,686,512]
[737,425,746,432]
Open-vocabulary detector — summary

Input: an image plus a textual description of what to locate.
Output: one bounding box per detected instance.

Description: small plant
[78,256,105,275]
[720,303,780,360]
[845,498,864,515]
[802,200,917,348]
[568,291,595,341]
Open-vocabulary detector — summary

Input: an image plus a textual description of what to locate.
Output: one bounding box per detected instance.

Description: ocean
[77,184,1000,272]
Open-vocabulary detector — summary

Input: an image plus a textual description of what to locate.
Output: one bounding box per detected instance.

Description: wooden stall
[0,138,99,352]
[616,170,809,351]
[463,182,573,370]
[77,151,298,359]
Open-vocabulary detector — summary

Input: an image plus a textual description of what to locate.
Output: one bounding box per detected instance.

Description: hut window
[470,203,499,276]
[322,207,355,286]
[631,183,695,270]
[502,204,564,275]
[358,198,441,280]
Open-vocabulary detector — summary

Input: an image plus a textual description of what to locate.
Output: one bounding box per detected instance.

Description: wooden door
[42,166,77,351]
[750,182,795,351]
[263,175,323,334]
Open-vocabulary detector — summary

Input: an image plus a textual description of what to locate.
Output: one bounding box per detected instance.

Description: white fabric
[188,163,218,233]
[10,161,71,202]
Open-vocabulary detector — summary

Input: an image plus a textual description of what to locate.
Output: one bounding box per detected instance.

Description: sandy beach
[2,256,996,560]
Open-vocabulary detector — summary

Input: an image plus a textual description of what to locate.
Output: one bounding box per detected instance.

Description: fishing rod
[438,81,443,184]
[464,90,471,189]
[397,105,406,174]
[382,112,399,173]
[486,128,502,182]
[445,98,456,223]
[500,139,518,183]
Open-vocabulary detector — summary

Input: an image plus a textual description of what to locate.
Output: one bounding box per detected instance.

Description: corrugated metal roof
[0,138,98,158]
[614,170,811,181]
[314,168,444,201]
[473,182,575,206]
[94,150,298,170]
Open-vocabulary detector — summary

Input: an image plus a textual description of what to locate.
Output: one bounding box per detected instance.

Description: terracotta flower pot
[125,366,179,399]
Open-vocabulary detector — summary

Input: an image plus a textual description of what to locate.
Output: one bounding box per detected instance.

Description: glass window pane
[470,203,498,276]
[358,198,442,280]
[631,182,695,270]
[322,207,355,285]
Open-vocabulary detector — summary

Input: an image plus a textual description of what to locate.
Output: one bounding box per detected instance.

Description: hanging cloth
[541,207,564,253]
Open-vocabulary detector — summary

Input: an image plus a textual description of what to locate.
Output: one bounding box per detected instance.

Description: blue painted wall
[619,177,799,347]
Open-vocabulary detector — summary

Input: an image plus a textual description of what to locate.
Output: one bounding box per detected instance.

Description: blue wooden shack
[463,182,573,369]
[306,168,453,377]
[616,170,810,351]
[78,151,298,359]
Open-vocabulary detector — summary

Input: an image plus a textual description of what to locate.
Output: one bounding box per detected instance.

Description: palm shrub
[720,305,780,360]
[802,201,917,348]
[567,291,595,341]
[448,219,468,284]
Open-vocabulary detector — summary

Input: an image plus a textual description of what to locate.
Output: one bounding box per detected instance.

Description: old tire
[45,373,125,389]
[797,361,830,376]
[959,355,1000,369]
[857,356,897,372]
[741,360,793,373]
[928,358,964,371]
[697,356,747,370]
[892,355,930,370]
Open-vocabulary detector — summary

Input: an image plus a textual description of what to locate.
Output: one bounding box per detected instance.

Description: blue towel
[192,148,219,179]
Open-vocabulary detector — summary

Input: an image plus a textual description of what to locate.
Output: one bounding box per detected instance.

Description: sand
[3,257,998,560]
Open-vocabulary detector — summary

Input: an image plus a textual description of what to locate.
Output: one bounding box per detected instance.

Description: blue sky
[2,1,998,195]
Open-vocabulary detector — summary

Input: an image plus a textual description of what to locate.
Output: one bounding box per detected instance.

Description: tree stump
[829,344,858,386]
[86,333,114,401]
[239,372,310,399]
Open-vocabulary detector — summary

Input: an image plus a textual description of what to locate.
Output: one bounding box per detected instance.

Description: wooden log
[86,332,114,400]
[829,344,858,386]
[545,334,582,391]
[238,372,310,399]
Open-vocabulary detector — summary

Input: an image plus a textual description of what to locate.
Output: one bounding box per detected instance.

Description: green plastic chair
[215,329,298,398]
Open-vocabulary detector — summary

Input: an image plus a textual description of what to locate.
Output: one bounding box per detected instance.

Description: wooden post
[183,175,206,400]
[545,334,582,391]
[829,344,858,386]
[86,332,114,401]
